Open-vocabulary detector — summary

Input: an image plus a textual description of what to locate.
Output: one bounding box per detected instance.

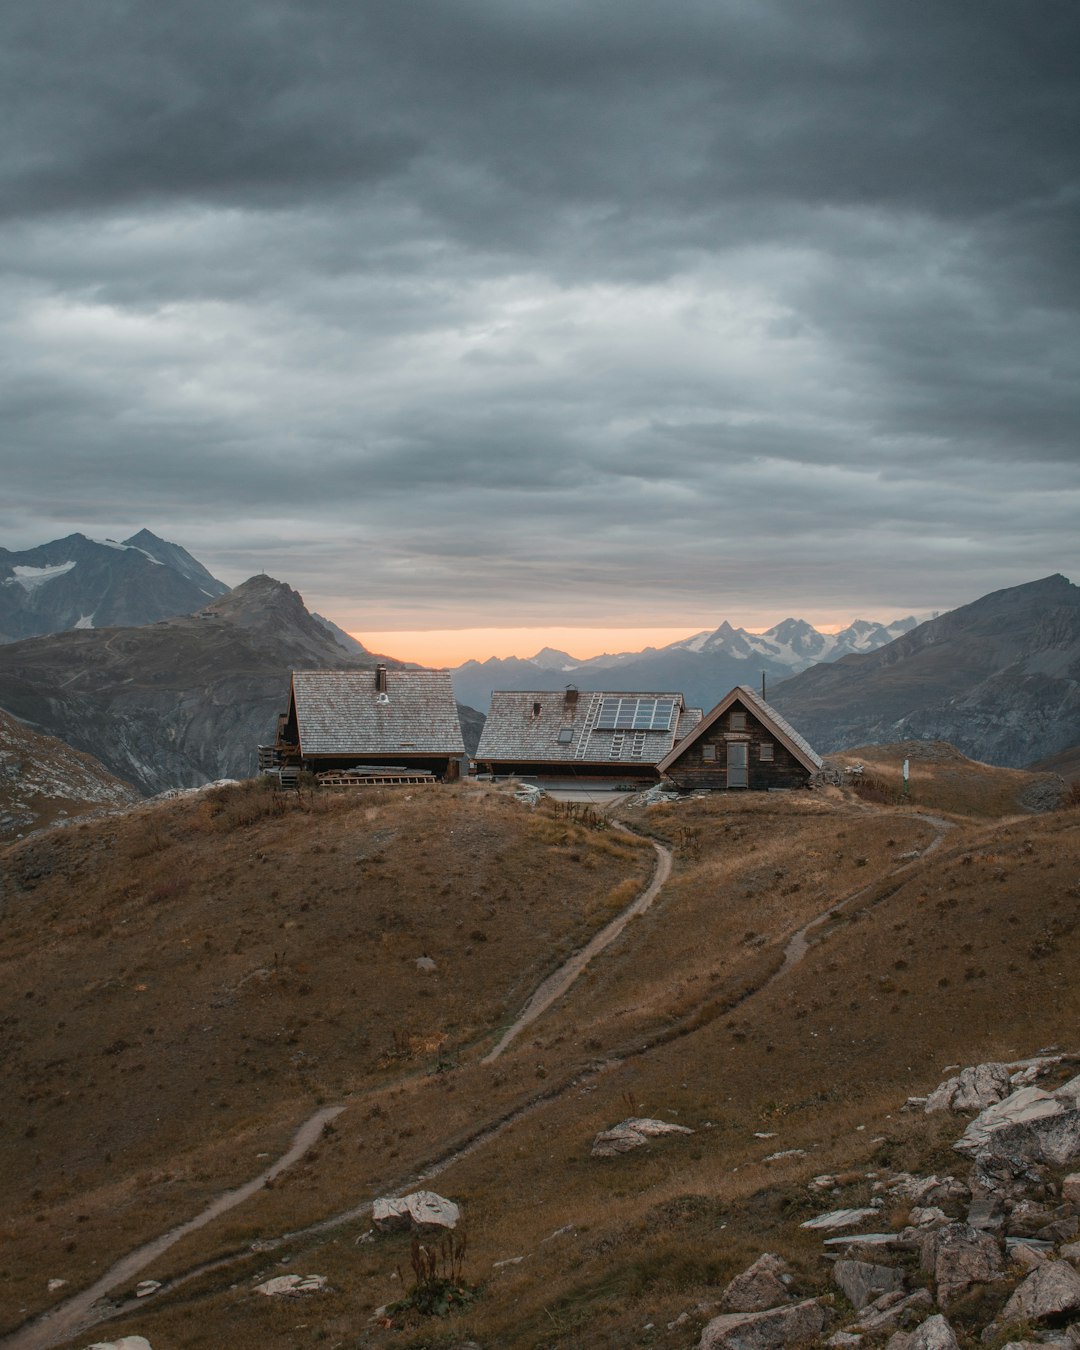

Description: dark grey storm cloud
[1,0,1078,630]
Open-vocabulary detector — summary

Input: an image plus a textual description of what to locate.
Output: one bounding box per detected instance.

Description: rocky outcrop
[698,1298,826,1349]
[718,1254,794,1313]
[999,1261,1080,1326]
[885,1313,959,1350]
[955,1076,1080,1167]
[833,1259,905,1309]
[919,1222,1005,1306]
[925,1063,1012,1113]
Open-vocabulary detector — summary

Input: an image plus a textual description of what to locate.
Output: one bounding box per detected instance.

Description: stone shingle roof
[291,669,465,757]
[476,690,701,767]
[736,685,823,768]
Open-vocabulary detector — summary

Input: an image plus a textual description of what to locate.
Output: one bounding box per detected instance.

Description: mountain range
[0,529,230,641]
[0,575,376,795]
[769,573,1080,768]
[450,615,917,713]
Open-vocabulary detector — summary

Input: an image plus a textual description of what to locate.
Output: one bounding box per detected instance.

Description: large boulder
[999,1260,1080,1326]
[926,1064,1012,1114]
[919,1222,1004,1307]
[372,1190,460,1231]
[718,1253,793,1313]
[885,1313,960,1350]
[699,1298,826,1349]
[834,1259,905,1310]
[955,1077,1080,1167]
[591,1117,693,1157]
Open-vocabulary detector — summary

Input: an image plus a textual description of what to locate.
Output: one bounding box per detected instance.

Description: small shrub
[389,1231,476,1317]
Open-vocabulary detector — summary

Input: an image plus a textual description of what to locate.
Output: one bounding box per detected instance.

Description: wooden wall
[663,701,811,792]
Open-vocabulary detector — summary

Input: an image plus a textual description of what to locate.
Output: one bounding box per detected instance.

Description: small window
[557,726,573,744]
[760,742,774,761]
[532,701,542,717]
[702,744,717,762]
[730,710,747,731]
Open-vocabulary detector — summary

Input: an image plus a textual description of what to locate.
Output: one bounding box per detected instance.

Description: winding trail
[774,810,955,979]
[2,805,956,1350]
[482,824,672,1062]
[0,1105,344,1350]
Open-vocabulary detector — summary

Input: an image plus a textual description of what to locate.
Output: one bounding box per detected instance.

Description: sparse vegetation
[2,764,1079,1348]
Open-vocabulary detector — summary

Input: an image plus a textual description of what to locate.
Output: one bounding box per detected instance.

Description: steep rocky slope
[0,530,228,642]
[770,574,1080,767]
[0,575,375,794]
[0,708,138,842]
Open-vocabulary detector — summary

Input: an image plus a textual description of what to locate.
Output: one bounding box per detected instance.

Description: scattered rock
[833,1259,905,1310]
[372,1190,460,1231]
[885,1312,959,1350]
[698,1298,827,1350]
[1011,1242,1050,1271]
[851,1289,934,1334]
[134,1280,161,1298]
[591,1117,693,1157]
[999,1259,1080,1325]
[47,1279,66,1292]
[1064,1172,1080,1205]
[84,1339,154,1350]
[925,1064,1012,1114]
[718,1253,793,1313]
[919,1222,1004,1307]
[1061,1240,1080,1265]
[801,1208,881,1231]
[415,956,437,972]
[254,1274,328,1296]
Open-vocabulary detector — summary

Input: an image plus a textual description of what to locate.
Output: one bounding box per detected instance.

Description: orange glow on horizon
[355,626,705,667]
[354,618,865,667]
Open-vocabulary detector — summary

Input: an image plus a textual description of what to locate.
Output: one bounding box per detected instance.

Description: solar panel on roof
[594,698,675,731]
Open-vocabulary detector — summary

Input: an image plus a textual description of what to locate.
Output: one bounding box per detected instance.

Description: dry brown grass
[4,781,1080,1349]
[833,741,1065,820]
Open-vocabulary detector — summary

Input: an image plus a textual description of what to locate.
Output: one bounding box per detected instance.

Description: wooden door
[728,741,748,788]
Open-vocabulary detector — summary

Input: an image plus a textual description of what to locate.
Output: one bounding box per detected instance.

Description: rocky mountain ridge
[0,575,376,795]
[0,529,228,642]
[450,614,917,713]
[771,574,1080,768]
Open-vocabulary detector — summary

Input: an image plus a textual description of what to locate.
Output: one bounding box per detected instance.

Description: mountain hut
[657,684,822,791]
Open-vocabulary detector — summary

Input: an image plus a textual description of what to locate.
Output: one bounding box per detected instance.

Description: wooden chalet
[475,687,702,780]
[267,665,465,782]
[657,685,822,792]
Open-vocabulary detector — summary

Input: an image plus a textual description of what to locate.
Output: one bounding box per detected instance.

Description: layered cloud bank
[2,1,1078,627]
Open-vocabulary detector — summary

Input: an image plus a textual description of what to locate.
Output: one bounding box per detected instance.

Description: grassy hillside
[2,768,1079,1349]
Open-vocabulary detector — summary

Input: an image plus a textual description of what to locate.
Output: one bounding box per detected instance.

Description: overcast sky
[2,0,1078,641]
